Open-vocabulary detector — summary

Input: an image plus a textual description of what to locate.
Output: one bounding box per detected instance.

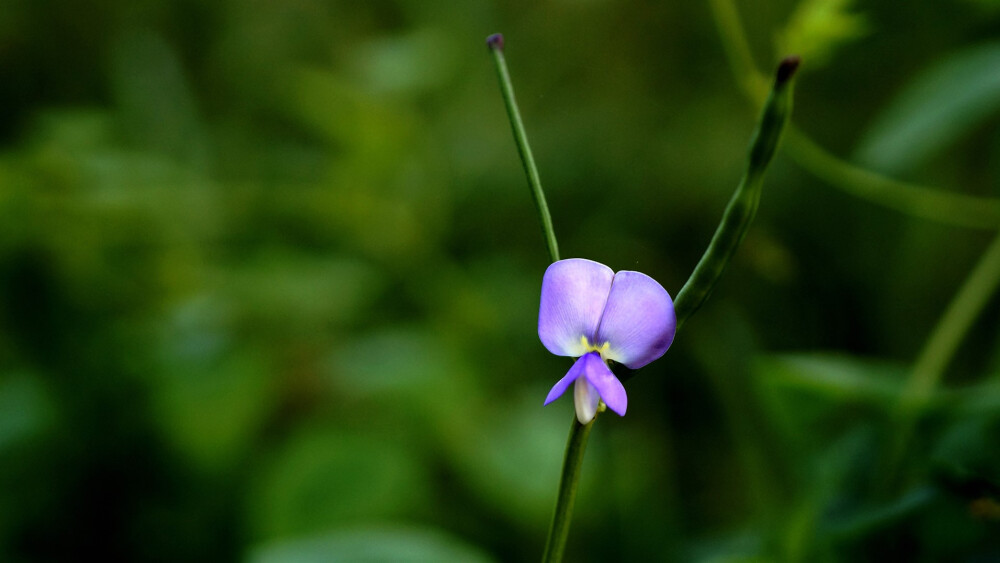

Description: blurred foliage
[0,1,998,561]
[776,0,869,68]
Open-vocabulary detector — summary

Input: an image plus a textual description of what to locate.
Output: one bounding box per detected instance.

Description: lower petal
[543,353,589,405]
[546,352,628,422]
[584,361,627,416]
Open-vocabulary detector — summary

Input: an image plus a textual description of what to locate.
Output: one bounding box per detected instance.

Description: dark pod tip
[486,33,504,51]
[776,56,801,85]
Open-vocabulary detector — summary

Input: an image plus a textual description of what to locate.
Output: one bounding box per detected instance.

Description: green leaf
[855,42,1000,174]
[246,525,495,563]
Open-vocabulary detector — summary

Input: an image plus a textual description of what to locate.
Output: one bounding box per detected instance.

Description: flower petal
[538,259,614,357]
[573,377,601,424]
[595,270,676,369]
[581,355,627,416]
[543,354,589,406]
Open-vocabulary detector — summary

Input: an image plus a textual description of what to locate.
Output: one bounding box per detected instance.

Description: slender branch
[708,0,767,101]
[487,33,560,263]
[541,417,594,563]
[486,33,578,561]
[785,128,1000,229]
[903,233,1000,408]
[886,232,1000,481]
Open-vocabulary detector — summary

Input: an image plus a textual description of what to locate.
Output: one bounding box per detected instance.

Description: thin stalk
[886,232,1000,483]
[708,0,767,101]
[488,34,797,563]
[541,417,594,563]
[486,33,578,561]
[784,128,1000,229]
[487,33,560,263]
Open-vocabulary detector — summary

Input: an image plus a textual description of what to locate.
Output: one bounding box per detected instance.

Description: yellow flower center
[579,335,611,359]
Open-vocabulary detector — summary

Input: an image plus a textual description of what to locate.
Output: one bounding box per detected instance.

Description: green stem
[673,58,799,331]
[707,0,1000,230]
[486,33,577,561]
[541,417,594,563]
[708,0,767,101]
[488,34,560,263]
[886,232,1000,482]
[784,128,1000,229]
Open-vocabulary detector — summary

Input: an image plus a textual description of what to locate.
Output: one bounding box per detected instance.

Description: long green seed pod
[672,56,800,332]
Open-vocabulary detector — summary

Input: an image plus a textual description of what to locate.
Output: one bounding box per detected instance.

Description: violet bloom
[539,258,676,424]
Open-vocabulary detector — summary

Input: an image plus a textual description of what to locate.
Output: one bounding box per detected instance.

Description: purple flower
[539,258,676,424]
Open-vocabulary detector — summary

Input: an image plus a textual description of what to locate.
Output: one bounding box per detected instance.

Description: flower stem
[672,58,799,331]
[486,33,580,561]
[541,416,594,563]
[487,33,560,263]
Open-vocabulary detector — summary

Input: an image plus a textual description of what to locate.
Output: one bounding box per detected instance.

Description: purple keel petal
[538,259,614,357]
[595,270,676,369]
[543,353,590,405]
[579,353,627,416]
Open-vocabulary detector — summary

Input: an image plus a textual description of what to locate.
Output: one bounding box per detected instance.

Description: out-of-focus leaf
[776,0,869,68]
[324,326,485,423]
[286,68,417,157]
[326,327,471,398]
[109,30,207,168]
[943,379,1000,416]
[855,42,1000,174]
[932,417,1000,496]
[683,531,771,563]
[452,390,591,530]
[0,373,53,454]
[350,28,459,95]
[755,353,907,404]
[213,252,385,331]
[820,487,937,541]
[248,429,430,540]
[962,0,1000,14]
[151,296,275,470]
[246,525,495,563]
[155,351,274,470]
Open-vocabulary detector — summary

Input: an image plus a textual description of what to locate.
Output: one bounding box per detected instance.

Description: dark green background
[0,1,998,561]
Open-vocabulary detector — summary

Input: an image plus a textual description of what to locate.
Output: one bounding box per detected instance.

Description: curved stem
[488,34,560,263]
[707,0,1000,230]
[785,128,1000,229]
[903,233,1000,408]
[886,232,1000,482]
[541,417,594,563]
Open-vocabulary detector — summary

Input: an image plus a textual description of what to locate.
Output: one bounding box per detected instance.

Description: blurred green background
[1,0,999,561]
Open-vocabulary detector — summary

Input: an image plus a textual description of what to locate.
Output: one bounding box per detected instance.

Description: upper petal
[594,270,676,369]
[538,259,614,357]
